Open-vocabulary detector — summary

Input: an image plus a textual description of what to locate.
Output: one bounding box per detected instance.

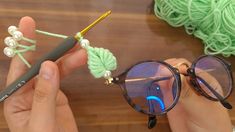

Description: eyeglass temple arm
[146,85,157,129]
[147,82,165,129]
[148,116,157,129]
[147,86,155,113]
[196,76,232,109]
[125,76,172,83]
[183,69,231,109]
[124,69,215,83]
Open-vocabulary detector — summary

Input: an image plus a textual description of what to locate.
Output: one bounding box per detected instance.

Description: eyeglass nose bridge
[187,68,194,75]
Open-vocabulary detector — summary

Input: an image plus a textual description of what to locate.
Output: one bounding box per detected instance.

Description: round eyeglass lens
[124,61,179,115]
[194,56,232,99]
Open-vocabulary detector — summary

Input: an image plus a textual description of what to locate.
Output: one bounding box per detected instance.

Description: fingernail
[40,62,54,80]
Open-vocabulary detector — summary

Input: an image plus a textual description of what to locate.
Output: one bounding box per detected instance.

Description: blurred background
[0,0,234,131]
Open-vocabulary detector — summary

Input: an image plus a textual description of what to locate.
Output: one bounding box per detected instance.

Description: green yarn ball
[154,0,235,57]
[86,46,117,78]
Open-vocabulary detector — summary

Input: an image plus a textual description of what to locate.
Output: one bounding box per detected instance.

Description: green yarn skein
[154,0,235,57]
[85,46,117,78]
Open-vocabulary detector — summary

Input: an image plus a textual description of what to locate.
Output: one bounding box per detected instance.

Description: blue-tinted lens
[124,62,179,115]
[195,56,232,99]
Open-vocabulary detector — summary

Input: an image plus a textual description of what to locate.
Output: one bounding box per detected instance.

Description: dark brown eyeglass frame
[107,55,234,129]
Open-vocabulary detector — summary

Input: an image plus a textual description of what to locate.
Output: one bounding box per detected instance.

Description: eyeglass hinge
[187,68,193,75]
[105,78,114,85]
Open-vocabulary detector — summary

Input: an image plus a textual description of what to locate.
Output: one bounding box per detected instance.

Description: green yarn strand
[8,28,118,77]
[154,0,235,57]
[86,46,117,78]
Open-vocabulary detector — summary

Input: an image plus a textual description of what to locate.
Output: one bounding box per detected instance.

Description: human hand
[3,16,87,132]
[165,58,232,132]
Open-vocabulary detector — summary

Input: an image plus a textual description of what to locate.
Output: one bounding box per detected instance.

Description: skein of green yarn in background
[154,0,235,57]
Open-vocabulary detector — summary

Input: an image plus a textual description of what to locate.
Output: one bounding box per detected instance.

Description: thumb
[29,61,59,130]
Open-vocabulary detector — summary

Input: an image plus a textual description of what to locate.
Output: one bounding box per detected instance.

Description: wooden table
[0,0,234,131]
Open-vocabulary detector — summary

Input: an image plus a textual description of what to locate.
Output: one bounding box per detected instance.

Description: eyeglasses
[106,55,234,129]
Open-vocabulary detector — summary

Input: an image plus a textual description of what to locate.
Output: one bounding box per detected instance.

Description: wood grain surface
[0,0,235,132]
